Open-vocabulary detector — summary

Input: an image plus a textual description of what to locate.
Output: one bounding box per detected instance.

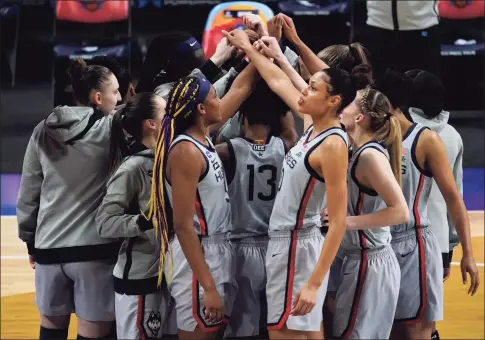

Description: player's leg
[64,260,116,339]
[35,263,73,340]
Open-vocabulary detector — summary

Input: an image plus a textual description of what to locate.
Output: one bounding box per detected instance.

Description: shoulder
[358,147,389,168]
[319,133,349,154]
[169,139,205,167]
[215,141,230,162]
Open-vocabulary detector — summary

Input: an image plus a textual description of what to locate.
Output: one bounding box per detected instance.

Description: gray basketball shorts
[333,245,400,339]
[163,233,236,333]
[35,259,116,321]
[225,236,268,337]
[391,226,444,323]
[266,227,328,332]
[114,289,176,339]
[327,248,345,293]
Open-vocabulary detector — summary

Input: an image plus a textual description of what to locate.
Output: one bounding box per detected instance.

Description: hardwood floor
[1,213,484,339]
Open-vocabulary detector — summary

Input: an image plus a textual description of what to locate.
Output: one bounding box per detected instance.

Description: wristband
[26,242,36,256]
[442,252,451,269]
[137,215,153,232]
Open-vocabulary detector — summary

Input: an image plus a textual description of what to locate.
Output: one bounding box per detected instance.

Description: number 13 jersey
[227,136,286,239]
[269,126,348,232]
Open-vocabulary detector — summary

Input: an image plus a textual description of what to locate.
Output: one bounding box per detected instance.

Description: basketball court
[1,212,483,339]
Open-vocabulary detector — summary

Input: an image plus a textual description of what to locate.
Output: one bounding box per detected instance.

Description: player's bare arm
[421,129,480,295]
[347,148,409,230]
[168,141,224,321]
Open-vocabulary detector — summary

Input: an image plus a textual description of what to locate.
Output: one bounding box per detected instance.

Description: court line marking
[1,256,484,266]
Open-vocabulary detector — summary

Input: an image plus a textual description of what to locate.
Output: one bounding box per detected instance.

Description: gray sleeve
[17,134,43,245]
[96,165,144,239]
[448,140,463,250]
[215,112,243,144]
[214,67,239,98]
[283,46,300,70]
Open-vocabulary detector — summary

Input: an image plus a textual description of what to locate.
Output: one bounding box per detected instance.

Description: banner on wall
[55,0,129,23]
[202,1,274,58]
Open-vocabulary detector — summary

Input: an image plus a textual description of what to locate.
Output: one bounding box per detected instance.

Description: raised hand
[267,14,283,41]
[280,13,300,44]
[222,29,252,52]
[211,37,237,66]
[242,13,268,37]
[255,36,284,61]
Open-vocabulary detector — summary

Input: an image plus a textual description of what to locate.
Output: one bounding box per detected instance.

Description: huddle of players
[17,12,480,340]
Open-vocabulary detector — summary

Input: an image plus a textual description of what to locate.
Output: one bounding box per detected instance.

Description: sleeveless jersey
[269,126,349,232]
[341,142,392,251]
[228,136,286,239]
[165,134,231,236]
[392,123,433,235]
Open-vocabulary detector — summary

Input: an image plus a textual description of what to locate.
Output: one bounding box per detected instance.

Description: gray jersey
[341,142,392,251]
[17,106,120,264]
[227,136,286,239]
[96,147,160,295]
[165,134,231,236]
[269,126,349,232]
[392,123,433,235]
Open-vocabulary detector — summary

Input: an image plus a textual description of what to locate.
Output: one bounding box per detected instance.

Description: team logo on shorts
[146,311,162,336]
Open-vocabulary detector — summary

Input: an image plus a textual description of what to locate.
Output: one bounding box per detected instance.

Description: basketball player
[377,70,480,340]
[96,93,178,339]
[332,86,408,339]
[17,59,120,340]
[224,29,360,339]
[89,56,136,104]
[405,69,463,340]
[215,81,296,338]
[147,64,258,339]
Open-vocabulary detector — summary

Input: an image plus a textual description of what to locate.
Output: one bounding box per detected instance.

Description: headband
[194,76,211,104]
[174,37,202,56]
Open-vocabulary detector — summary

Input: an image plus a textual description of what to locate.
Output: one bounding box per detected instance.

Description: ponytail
[358,87,402,186]
[147,77,203,287]
[383,116,402,186]
[108,109,131,175]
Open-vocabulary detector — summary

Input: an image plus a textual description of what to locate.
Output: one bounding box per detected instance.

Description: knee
[40,314,71,329]
[77,319,114,339]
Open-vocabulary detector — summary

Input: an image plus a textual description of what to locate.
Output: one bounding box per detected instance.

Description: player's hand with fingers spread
[460,255,480,296]
[291,282,318,316]
[211,37,237,67]
[280,14,300,44]
[222,29,252,52]
[242,13,268,37]
[257,36,284,61]
[203,287,224,324]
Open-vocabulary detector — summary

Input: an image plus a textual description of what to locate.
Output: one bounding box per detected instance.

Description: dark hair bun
[351,64,373,90]
[68,58,88,81]
[377,69,413,109]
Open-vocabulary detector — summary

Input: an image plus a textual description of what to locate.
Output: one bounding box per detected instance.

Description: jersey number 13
[247,164,278,202]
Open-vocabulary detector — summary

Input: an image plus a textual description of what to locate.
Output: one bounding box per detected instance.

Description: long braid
[146,77,201,287]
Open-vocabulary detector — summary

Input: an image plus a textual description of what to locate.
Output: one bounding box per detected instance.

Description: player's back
[228,136,286,239]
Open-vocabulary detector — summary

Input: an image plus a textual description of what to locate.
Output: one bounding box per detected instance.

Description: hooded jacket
[409,107,461,254]
[17,106,120,264]
[96,147,159,295]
